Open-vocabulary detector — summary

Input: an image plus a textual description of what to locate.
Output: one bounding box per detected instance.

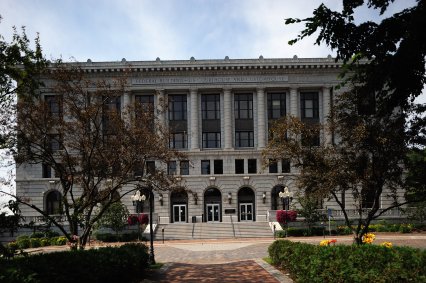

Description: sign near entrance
[225,209,236,214]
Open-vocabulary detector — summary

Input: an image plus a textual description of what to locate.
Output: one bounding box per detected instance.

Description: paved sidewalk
[143,260,287,283]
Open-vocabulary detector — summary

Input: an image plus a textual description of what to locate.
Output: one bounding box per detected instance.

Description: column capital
[256,87,265,93]
[223,87,232,93]
[189,87,198,94]
[156,88,165,94]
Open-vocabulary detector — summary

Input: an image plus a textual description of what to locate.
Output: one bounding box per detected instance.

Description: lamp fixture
[228,192,232,204]
[193,192,198,205]
[130,190,145,206]
[262,192,266,204]
[159,193,163,206]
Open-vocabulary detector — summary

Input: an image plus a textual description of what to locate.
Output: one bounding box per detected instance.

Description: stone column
[323,86,332,145]
[156,89,166,131]
[223,88,233,149]
[190,88,199,150]
[290,87,298,117]
[122,92,131,125]
[257,87,266,148]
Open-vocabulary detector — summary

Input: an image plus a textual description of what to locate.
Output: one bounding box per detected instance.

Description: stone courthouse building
[16,56,402,234]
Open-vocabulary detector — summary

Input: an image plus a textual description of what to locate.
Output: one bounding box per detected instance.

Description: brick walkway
[143,260,284,283]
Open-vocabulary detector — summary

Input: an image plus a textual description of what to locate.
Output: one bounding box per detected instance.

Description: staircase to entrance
[156,222,273,240]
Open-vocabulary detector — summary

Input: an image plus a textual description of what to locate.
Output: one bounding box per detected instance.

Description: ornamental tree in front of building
[12,62,186,249]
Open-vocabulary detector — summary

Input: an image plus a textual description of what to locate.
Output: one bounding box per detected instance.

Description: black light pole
[148,185,155,265]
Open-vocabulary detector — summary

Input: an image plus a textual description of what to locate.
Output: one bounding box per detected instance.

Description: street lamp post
[131,186,155,265]
[279,187,293,237]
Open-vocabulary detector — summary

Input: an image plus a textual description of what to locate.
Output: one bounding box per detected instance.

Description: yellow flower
[320,239,331,246]
[380,242,392,248]
[362,233,376,244]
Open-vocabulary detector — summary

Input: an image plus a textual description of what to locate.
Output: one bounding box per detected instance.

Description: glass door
[173,204,186,223]
[206,204,220,222]
[240,203,253,221]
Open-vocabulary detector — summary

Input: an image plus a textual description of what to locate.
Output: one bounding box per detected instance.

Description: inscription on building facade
[132,75,289,85]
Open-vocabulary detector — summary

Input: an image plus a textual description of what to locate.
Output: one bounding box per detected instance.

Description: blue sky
[0,0,424,206]
[0,0,419,61]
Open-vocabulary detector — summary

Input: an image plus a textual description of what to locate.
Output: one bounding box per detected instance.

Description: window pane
[180,161,189,175]
[248,159,257,174]
[269,159,278,173]
[201,160,210,175]
[235,159,244,174]
[168,161,177,175]
[214,160,223,174]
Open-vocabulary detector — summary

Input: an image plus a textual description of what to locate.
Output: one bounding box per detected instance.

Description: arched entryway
[170,189,188,223]
[271,185,284,210]
[204,187,222,222]
[135,187,154,213]
[238,187,255,222]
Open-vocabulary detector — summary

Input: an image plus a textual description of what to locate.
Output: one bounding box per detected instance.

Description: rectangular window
[234,94,253,119]
[201,94,220,120]
[180,161,189,175]
[169,132,187,149]
[168,95,187,121]
[202,132,221,148]
[48,134,61,152]
[201,160,210,175]
[282,159,291,173]
[42,163,51,178]
[168,161,177,175]
[146,161,155,175]
[301,126,320,147]
[235,131,254,147]
[135,95,154,112]
[248,159,257,174]
[214,160,223,175]
[267,93,286,120]
[102,96,121,134]
[133,162,144,177]
[45,95,62,118]
[269,159,278,173]
[235,159,244,174]
[301,92,319,119]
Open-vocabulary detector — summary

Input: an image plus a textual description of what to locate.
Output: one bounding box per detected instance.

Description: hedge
[0,243,149,283]
[95,232,142,242]
[268,240,426,282]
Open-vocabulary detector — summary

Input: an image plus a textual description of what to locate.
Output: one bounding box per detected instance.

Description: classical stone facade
[16,57,402,225]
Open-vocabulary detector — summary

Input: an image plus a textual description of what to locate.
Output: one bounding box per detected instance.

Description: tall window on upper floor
[45,95,62,119]
[168,95,187,121]
[268,92,286,120]
[234,93,254,148]
[102,96,121,135]
[201,94,221,149]
[169,132,187,149]
[234,94,253,119]
[168,161,177,175]
[180,161,189,175]
[301,92,319,119]
[135,94,155,130]
[301,92,320,146]
[169,94,187,149]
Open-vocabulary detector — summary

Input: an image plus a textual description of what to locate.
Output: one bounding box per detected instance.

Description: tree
[405,148,426,221]
[0,16,47,149]
[266,0,426,244]
[10,62,185,249]
[96,201,129,237]
[295,194,326,235]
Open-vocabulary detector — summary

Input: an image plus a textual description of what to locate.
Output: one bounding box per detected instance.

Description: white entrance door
[206,204,220,222]
[173,204,186,223]
[240,203,254,221]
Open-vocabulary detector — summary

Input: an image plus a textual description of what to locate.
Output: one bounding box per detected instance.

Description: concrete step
[155,222,273,240]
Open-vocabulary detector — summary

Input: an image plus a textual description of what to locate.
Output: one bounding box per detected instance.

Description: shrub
[0,243,149,283]
[30,232,45,239]
[399,223,413,233]
[29,238,41,248]
[121,232,140,242]
[16,236,30,249]
[40,238,50,247]
[95,233,118,242]
[7,241,19,252]
[45,230,60,238]
[269,240,426,282]
[276,210,297,224]
[55,236,67,245]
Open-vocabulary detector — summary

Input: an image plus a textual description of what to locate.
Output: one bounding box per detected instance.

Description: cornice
[49,57,343,75]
